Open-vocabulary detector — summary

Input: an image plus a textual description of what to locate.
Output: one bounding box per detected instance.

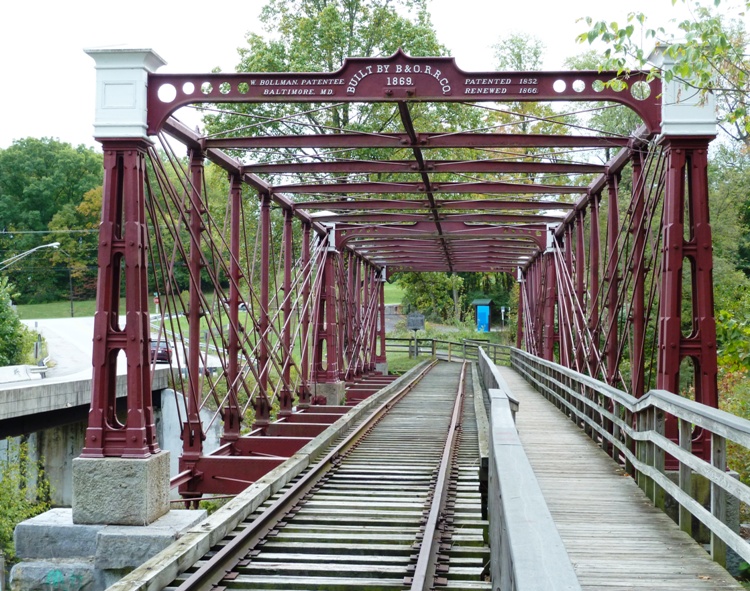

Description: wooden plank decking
[496,366,744,591]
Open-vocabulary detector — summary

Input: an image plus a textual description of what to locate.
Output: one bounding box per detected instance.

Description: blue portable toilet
[471,298,492,332]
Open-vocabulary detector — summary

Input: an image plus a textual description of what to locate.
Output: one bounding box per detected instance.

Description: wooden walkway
[496,366,744,591]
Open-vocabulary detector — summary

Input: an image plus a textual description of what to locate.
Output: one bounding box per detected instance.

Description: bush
[0,439,51,563]
[0,277,34,366]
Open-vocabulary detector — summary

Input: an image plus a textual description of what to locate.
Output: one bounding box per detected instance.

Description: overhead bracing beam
[274,181,587,195]
[296,199,576,211]
[244,159,606,175]
[397,102,453,272]
[205,133,629,150]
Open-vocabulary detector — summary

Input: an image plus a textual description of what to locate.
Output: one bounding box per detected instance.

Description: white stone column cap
[84,47,167,140]
[648,44,717,137]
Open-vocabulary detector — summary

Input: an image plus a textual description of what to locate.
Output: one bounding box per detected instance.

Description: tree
[564,50,644,139]
[0,439,51,563]
[578,0,750,141]
[204,0,454,154]
[0,277,33,366]
[0,138,102,232]
[396,272,465,323]
[490,34,579,145]
[48,186,102,302]
[0,138,102,303]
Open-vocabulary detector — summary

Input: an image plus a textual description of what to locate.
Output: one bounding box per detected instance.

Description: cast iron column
[559,227,574,368]
[516,270,524,350]
[542,250,557,361]
[630,148,647,398]
[183,148,206,461]
[658,137,719,448]
[375,269,387,371]
[223,173,242,442]
[367,267,378,372]
[279,208,294,416]
[81,139,159,459]
[588,192,601,371]
[253,192,272,429]
[312,231,340,383]
[605,173,620,385]
[298,223,312,407]
[574,210,586,372]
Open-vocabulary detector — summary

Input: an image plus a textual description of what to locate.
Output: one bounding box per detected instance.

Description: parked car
[150,339,172,363]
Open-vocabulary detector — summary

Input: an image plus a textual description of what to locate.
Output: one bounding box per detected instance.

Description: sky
[0,0,719,150]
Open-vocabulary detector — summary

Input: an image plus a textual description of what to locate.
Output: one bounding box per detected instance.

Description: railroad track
[169,361,491,591]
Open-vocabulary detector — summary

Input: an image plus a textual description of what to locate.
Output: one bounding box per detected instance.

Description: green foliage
[0,138,102,232]
[739,560,750,581]
[489,33,579,141]
[205,0,453,152]
[0,138,103,304]
[384,351,423,374]
[564,50,644,139]
[578,1,750,140]
[717,310,750,370]
[48,186,102,302]
[0,277,34,366]
[460,272,514,310]
[0,439,51,563]
[494,32,544,71]
[395,272,464,323]
[198,496,229,515]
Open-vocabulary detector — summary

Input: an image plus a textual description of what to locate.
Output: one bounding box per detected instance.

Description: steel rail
[173,359,438,591]
[408,361,468,590]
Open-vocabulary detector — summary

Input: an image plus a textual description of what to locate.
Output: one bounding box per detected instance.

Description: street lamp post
[0,242,60,271]
[67,264,74,317]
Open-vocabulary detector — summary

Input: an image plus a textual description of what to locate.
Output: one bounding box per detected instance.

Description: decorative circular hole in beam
[238,82,249,94]
[572,80,585,93]
[201,82,213,95]
[183,82,195,95]
[553,79,566,93]
[630,80,651,100]
[592,80,605,92]
[220,82,231,95]
[157,84,176,103]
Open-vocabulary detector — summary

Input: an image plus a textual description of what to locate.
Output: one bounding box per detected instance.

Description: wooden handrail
[509,347,750,569]
[477,347,581,590]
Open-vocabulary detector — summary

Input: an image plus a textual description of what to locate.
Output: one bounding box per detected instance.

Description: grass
[383,282,404,305]
[16,281,403,319]
[16,299,98,319]
[385,351,426,374]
